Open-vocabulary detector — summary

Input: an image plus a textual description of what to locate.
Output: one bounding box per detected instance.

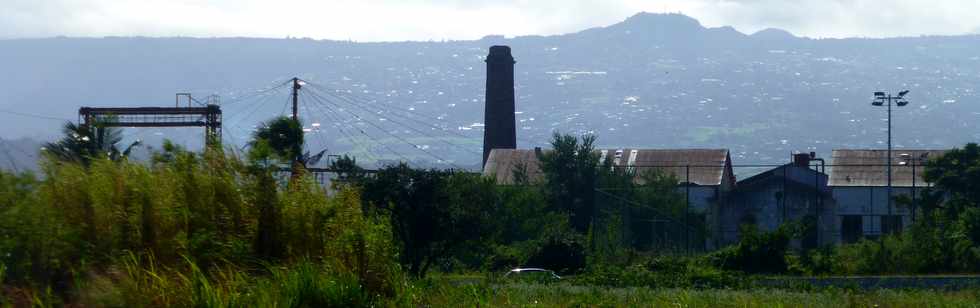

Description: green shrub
[708,224,793,274]
[573,254,744,289]
[524,227,587,275]
[784,245,839,276]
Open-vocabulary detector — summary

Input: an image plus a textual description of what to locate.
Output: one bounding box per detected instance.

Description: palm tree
[250,116,315,186]
[251,116,304,164]
[43,119,140,165]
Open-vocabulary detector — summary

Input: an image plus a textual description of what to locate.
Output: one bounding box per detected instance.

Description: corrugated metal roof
[483,148,730,186]
[828,149,948,187]
[482,149,546,185]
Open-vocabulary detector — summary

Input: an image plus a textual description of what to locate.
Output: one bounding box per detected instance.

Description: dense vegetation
[2,122,980,306]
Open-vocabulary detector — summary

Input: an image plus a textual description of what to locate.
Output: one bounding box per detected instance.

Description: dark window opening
[842,215,863,244]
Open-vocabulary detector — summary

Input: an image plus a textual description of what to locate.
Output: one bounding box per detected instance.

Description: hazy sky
[3,0,979,41]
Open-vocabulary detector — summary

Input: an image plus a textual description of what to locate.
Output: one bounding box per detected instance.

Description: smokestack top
[487,45,515,63]
[792,153,811,167]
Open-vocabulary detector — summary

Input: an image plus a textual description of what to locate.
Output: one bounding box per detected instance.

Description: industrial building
[723,153,831,248]
[826,149,946,243]
[477,44,950,251]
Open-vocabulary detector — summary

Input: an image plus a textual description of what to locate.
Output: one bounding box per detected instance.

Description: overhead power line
[302,88,414,163]
[0,108,71,121]
[304,86,462,168]
[298,91,381,163]
[305,84,481,156]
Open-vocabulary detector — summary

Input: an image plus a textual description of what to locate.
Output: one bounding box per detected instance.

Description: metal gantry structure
[78,94,222,147]
[72,76,484,178]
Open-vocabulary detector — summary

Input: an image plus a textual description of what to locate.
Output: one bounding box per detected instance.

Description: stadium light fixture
[870,90,912,230]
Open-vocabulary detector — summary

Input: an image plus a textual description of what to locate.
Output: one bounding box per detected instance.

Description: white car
[503,268,562,281]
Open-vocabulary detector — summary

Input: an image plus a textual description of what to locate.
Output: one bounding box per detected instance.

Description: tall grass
[0,147,401,306]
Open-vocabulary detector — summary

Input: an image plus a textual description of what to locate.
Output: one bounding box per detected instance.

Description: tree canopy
[251,116,304,164]
[360,164,497,277]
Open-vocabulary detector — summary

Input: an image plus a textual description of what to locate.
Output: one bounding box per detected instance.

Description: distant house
[483,148,735,249]
[723,153,831,248]
[827,149,946,244]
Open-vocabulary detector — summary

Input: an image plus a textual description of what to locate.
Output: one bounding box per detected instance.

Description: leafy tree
[251,116,330,187]
[538,132,600,233]
[618,170,692,251]
[889,143,980,272]
[495,186,554,243]
[921,143,980,218]
[360,164,497,277]
[906,143,980,243]
[251,116,304,163]
[43,120,140,166]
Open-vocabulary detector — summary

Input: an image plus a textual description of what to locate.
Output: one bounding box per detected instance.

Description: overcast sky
[3,0,979,41]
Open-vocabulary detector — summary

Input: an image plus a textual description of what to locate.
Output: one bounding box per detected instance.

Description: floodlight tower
[872,90,910,231]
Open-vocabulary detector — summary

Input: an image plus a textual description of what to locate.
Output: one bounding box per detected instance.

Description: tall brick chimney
[483,45,517,167]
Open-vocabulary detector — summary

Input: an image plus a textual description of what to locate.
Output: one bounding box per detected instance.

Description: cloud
[0,0,978,40]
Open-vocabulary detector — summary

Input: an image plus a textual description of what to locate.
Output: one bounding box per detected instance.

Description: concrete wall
[677,186,717,212]
[720,181,834,248]
[829,186,921,243]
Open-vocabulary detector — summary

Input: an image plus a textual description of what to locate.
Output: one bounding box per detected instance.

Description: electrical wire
[303,89,412,163]
[0,108,72,121]
[217,79,292,107]
[306,80,543,146]
[299,91,381,164]
[309,90,462,169]
[306,84,481,156]
[307,82,476,139]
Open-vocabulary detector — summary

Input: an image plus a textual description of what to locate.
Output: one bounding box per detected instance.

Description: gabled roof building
[827,149,947,243]
[723,153,831,248]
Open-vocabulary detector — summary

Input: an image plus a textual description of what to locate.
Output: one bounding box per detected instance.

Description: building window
[881,215,904,235]
[841,215,862,244]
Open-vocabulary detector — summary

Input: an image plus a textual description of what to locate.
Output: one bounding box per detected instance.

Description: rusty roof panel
[483,149,545,185]
[483,148,730,186]
[828,149,948,187]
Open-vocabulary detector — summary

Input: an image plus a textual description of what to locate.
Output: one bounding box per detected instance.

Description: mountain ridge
[0,13,978,169]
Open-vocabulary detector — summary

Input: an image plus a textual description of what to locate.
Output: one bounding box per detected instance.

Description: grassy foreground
[8,265,980,307]
[420,283,980,307]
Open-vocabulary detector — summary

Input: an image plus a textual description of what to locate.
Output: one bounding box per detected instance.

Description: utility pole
[291,77,301,121]
[872,90,909,234]
[901,152,928,223]
[685,165,690,253]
